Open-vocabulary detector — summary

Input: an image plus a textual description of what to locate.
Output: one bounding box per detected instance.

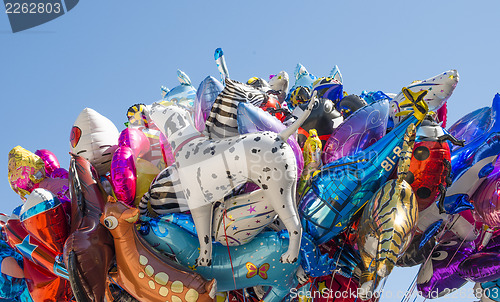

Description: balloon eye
[432,251,448,261]
[324,100,333,113]
[440,240,457,247]
[313,100,320,109]
[104,216,119,230]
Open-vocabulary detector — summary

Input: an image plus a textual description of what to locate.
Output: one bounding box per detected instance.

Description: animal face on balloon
[101,198,216,302]
[416,233,474,299]
[146,100,315,267]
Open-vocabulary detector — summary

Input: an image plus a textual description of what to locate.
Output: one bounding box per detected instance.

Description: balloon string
[423,223,476,302]
[401,217,455,302]
[327,233,349,302]
[222,207,238,290]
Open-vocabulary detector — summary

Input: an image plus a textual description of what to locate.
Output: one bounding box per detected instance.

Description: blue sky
[2,1,500,301]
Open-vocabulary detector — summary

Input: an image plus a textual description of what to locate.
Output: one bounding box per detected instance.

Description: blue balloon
[163,70,197,110]
[140,214,300,302]
[300,234,360,278]
[444,94,500,212]
[419,219,443,249]
[299,111,421,244]
[0,240,30,301]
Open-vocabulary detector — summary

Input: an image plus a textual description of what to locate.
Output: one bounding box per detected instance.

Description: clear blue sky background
[2,1,500,301]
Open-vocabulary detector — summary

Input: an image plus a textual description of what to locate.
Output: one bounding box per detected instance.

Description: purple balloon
[35,149,61,177]
[459,252,500,283]
[194,76,224,132]
[448,106,492,151]
[322,99,389,164]
[51,167,69,179]
[237,102,304,177]
[470,157,500,227]
[417,232,475,298]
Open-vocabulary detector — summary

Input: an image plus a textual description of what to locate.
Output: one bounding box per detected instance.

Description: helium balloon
[22,258,72,302]
[212,189,276,246]
[356,124,418,299]
[118,128,150,158]
[2,215,68,279]
[63,155,114,302]
[70,108,119,176]
[448,106,492,150]
[101,197,216,302]
[193,76,224,132]
[407,117,461,212]
[236,101,304,177]
[471,156,500,228]
[417,232,475,299]
[110,145,137,206]
[299,88,428,245]
[34,149,61,178]
[214,47,230,83]
[459,253,500,283]
[390,70,459,125]
[149,100,312,267]
[298,129,322,196]
[286,64,317,104]
[20,189,68,254]
[0,240,28,300]
[8,146,46,201]
[444,94,500,214]
[329,65,343,85]
[322,99,389,164]
[161,70,197,111]
[206,78,267,139]
[140,215,301,302]
[295,97,343,148]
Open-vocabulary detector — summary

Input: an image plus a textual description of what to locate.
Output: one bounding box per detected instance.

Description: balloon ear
[108,196,117,203]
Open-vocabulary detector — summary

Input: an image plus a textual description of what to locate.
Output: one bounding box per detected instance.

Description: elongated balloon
[110,145,137,206]
[194,76,224,132]
[214,48,230,83]
[237,102,304,176]
[390,70,459,125]
[322,99,389,164]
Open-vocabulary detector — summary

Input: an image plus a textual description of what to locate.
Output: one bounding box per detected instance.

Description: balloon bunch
[2,48,500,302]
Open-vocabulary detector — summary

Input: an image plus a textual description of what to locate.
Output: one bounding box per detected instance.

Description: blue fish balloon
[139,215,301,302]
[443,94,500,213]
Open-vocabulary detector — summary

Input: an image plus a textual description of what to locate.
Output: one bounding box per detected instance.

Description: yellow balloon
[8,146,46,200]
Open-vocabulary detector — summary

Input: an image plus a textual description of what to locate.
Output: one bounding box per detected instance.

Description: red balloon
[23,259,73,302]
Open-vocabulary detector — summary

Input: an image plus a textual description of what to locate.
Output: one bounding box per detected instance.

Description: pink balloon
[110,146,137,206]
[118,128,150,158]
[35,149,61,177]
